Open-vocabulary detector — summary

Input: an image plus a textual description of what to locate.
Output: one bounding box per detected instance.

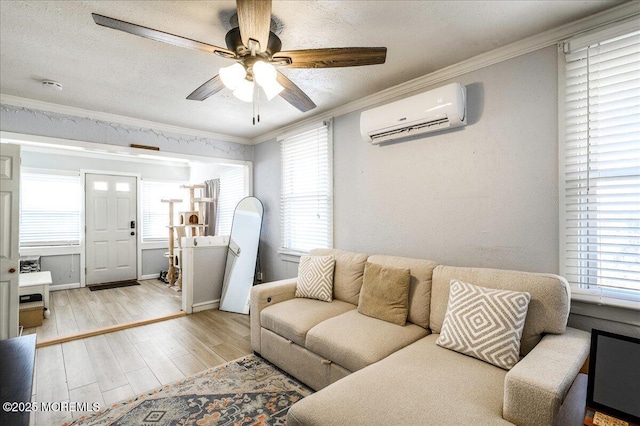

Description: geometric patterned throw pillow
[295,255,335,302]
[436,279,531,370]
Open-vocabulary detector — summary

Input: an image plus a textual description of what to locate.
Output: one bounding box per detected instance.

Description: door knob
[8,268,16,273]
[131,231,135,236]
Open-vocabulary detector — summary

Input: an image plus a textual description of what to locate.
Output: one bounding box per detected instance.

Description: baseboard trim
[192,300,220,313]
[140,273,160,280]
[49,283,81,291]
[36,311,186,348]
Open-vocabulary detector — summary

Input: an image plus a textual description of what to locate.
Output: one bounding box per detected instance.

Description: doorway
[85,173,137,285]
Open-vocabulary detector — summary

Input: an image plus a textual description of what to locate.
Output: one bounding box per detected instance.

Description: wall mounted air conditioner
[360,82,467,144]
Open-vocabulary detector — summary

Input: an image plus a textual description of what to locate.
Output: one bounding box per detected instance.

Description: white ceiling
[0,1,625,142]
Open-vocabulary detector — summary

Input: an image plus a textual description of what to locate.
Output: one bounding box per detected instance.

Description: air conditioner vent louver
[370,117,450,144]
[360,83,466,144]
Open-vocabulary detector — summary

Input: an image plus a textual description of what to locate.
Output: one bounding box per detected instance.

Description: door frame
[0,143,21,338]
[80,170,141,287]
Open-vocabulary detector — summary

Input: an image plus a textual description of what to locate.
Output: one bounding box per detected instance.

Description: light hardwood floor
[31,308,252,426]
[22,280,182,341]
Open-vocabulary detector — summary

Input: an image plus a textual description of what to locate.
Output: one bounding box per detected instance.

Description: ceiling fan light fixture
[233,79,255,102]
[252,61,277,86]
[252,60,283,100]
[220,63,246,90]
[261,79,284,101]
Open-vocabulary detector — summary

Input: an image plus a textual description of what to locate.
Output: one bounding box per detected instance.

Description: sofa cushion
[436,279,531,370]
[358,262,410,325]
[430,265,570,356]
[261,298,355,347]
[287,334,511,426]
[368,255,438,329]
[310,248,368,305]
[295,255,335,302]
[305,310,428,372]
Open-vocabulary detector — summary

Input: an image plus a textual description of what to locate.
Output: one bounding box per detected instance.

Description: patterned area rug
[65,355,312,426]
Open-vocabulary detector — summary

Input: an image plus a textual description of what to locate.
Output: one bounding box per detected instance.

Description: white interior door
[0,143,20,339]
[86,174,137,285]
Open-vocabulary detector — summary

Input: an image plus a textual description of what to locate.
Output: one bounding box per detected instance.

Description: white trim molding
[192,300,220,313]
[0,131,251,169]
[49,283,81,291]
[140,273,161,280]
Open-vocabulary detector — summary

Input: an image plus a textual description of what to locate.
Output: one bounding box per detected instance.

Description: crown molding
[252,2,639,144]
[0,94,252,145]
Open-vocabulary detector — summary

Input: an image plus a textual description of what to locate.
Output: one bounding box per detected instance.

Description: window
[216,167,247,235]
[280,121,333,254]
[20,171,81,246]
[560,25,640,307]
[140,180,187,242]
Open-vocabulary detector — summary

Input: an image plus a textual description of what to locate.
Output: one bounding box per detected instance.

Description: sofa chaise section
[285,263,590,426]
[288,334,514,426]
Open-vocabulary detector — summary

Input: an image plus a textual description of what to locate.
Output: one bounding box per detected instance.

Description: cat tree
[164,184,214,291]
[161,198,182,287]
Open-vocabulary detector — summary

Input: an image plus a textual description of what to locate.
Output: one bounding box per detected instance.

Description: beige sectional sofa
[250,249,591,425]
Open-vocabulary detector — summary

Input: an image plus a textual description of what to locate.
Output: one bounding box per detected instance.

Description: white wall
[256,45,560,281]
[0,104,253,162]
[254,44,640,336]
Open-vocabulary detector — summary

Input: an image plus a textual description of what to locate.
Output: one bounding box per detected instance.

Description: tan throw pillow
[296,255,335,302]
[357,262,411,326]
[436,279,531,370]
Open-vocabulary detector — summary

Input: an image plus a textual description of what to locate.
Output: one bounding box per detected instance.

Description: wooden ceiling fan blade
[186,75,225,101]
[236,0,271,52]
[273,47,387,68]
[276,72,316,113]
[92,13,235,58]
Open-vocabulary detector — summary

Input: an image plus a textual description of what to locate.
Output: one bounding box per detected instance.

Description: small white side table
[19,271,51,312]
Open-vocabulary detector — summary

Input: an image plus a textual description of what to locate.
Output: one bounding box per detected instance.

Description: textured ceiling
[0,1,624,141]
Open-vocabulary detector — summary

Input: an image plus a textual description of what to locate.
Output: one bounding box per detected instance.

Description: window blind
[141,180,187,242]
[280,121,333,254]
[562,29,640,294]
[216,167,247,236]
[20,171,81,246]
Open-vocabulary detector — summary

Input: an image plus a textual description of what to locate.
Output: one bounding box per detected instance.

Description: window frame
[278,120,334,257]
[216,167,250,236]
[140,179,189,243]
[19,168,82,248]
[558,21,640,311]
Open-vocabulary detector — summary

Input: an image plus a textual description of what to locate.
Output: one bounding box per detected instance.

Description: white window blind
[280,121,333,254]
[216,167,247,236]
[561,28,640,300]
[20,171,81,246]
[141,180,187,242]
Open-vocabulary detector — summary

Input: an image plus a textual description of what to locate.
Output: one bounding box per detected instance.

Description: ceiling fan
[92,0,387,117]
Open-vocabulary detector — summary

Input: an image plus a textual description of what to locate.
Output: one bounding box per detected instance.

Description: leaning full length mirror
[219,196,264,314]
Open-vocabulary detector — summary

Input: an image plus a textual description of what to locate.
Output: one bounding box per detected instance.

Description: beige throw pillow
[295,255,335,302]
[436,279,531,370]
[357,262,411,326]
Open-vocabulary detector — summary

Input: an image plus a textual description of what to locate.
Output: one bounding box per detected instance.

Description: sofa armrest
[250,278,298,354]
[503,327,590,426]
